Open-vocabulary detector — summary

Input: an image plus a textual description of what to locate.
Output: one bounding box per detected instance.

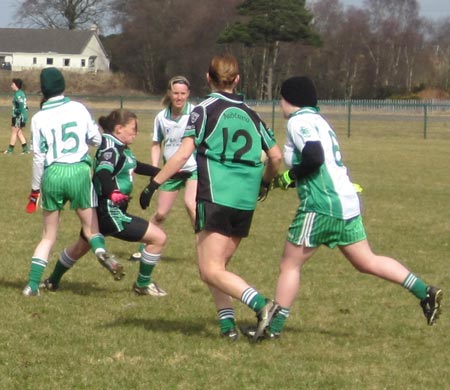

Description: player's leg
[42,235,90,291]
[4,119,18,153]
[131,219,167,296]
[183,178,197,228]
[266,241,317,337]
[340,239,442,325]
[151,189,179,226]
[23,210,60,295]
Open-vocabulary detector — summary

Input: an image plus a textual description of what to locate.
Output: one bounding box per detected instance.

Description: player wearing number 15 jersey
[23,67,120,296]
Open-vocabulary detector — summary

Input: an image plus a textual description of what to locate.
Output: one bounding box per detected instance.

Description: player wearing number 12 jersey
[140,54,282,340]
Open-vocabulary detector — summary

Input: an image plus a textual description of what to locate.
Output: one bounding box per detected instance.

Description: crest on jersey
[190,112,200,123]
[300,126,311,137]
[104,151,113,160]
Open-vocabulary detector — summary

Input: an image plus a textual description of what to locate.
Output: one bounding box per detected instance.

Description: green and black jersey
[93,134,136,197]
[184,92,276,210]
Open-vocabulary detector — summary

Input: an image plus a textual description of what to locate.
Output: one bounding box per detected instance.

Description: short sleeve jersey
[284,107,360,219]
[94,133,137,197]
[153,102,197,172]
[31,97,100,167]
[12,89,28,122]
[184,92,276,210]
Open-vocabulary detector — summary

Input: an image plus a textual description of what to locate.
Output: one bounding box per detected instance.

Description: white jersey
[284,107,360,220]
[31,96,101,189]
[152,102,196,172]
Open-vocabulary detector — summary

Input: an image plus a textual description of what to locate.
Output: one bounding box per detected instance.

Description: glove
[140,179,160,210]
[25,190,40,213]
[352,182,363,193]
[272,170,295,190]
[171,171,192,180]
[257,180,270,202]
[109,189,129,206]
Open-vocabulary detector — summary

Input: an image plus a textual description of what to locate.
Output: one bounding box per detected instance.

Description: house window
[46,58,54,65]
[81,59,86,67]
[63,58,70,66]
[33,57,37,65]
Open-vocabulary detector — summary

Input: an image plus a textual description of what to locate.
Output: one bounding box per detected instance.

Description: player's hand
[109,190,129,206]
[272,170,295,190]
[140,179,160,210]
[171,171,192,180]
[25,189,40,213]
[258,180,270,201]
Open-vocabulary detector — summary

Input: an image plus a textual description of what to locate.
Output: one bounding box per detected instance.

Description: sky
[0,0,449,28]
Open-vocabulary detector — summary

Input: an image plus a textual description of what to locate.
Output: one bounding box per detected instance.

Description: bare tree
[14,0,111,30]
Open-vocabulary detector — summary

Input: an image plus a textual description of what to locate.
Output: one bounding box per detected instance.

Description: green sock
[89,233,106,254]
[49,249,76,286]
[137,243,145,253]
[218,308,236,333]
[136,250,160,287]
[402,272,428,300]
[269,307,290,334]
[7,145,14,152]
[241,287,267,312]
[28,257,48,291]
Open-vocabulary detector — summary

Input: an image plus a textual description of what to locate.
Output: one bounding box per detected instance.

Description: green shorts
[41,162,97,211]
[287,211,366,248]
[160,171,197,191]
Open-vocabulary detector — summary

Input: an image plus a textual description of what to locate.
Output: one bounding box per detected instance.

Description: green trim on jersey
[41,96,71,110]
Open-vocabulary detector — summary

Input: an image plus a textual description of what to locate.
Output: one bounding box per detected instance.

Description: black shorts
[195,199,254,238]
[97,200,148,242]
[11,116,25,128]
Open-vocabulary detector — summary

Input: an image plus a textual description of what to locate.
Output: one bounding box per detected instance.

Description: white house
[0,27,110,72]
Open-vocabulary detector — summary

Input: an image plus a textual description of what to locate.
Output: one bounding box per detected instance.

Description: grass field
[0,102,449,389]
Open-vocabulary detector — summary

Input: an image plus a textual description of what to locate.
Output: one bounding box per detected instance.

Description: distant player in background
[257,76,443,338]
[130,75,197,261]
[23,68,122,296]
[4,78,30,154]
[138,54,283,340]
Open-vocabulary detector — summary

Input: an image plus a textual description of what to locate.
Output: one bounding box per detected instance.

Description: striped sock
[402,272,428,300]
[49,249,77,286]
[218,308,236,334]
[269,307,290,334]
[241,287,266,312]
[28,257,48,292]
[136,250,160,287]
[89,233,106,254]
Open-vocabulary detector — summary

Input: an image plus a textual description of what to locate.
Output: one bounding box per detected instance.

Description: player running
[254,76,443,339]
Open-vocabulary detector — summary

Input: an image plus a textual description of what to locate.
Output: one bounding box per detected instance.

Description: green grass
[0,104,449,389]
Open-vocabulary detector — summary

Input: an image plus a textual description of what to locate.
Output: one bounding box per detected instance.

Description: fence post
[120,96,124,108]
[347,100,352,138]
[423,104,428,139]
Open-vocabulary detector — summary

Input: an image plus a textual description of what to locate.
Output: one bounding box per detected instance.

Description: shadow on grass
[101,316,210,337]
[0,277,110,296]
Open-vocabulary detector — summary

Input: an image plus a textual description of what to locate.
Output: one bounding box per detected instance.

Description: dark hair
[207,54,239,90]
[12,78,23,89]
[98,109,138,134]
[162,75,190,107]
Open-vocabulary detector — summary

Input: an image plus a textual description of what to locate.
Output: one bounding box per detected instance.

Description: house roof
[0,28,99,55]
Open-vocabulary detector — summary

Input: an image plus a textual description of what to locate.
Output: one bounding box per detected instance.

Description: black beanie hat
[280,76,317,107]
[40,67,65,98]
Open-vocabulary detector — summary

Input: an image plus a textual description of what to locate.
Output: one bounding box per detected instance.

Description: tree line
[13,0,450,99]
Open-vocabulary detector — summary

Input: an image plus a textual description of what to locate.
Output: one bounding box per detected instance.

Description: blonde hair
[207,54,239,90]
[162,75,191,107]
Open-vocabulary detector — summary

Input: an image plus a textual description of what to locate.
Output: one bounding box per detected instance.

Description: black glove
[258,179,270,202]
[139,179,160,210]
[171,171,193,180]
